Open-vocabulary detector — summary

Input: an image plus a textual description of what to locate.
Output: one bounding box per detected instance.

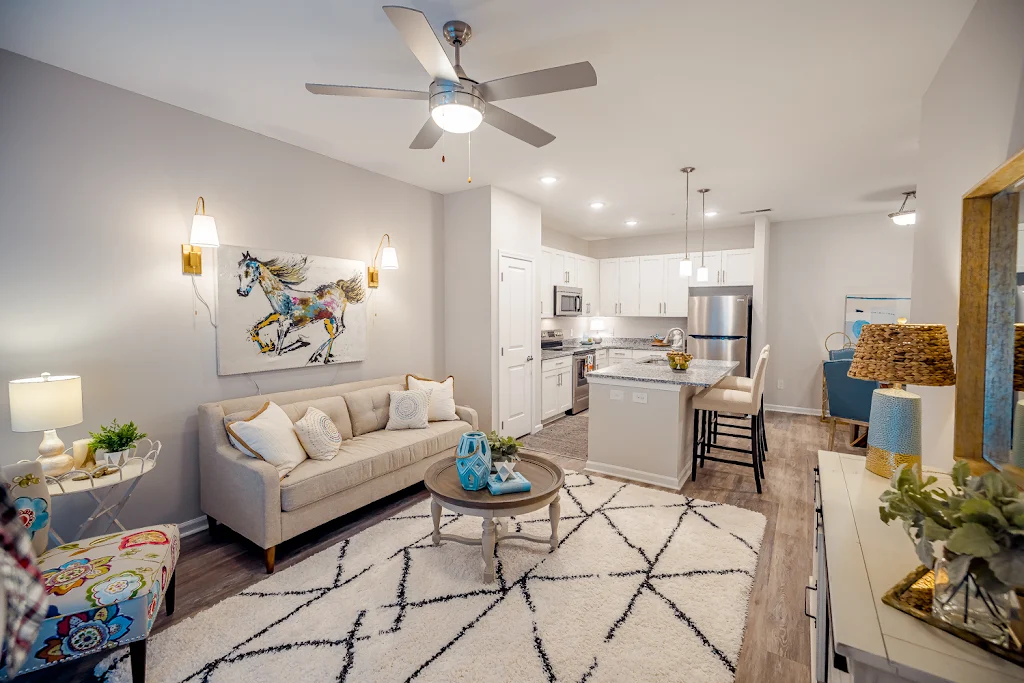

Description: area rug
[521,412,589,461]
[98,473,765,683]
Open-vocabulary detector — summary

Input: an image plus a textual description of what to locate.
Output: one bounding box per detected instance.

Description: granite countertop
[540,349,575,360]
[587,358,738,387]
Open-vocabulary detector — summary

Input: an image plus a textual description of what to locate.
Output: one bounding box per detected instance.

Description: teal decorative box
[456,431,491,491]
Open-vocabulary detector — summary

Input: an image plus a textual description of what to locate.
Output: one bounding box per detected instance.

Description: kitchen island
[586,358,738,489]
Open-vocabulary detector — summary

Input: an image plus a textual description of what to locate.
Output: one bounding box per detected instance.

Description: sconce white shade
[590,319,605,331]
[889,211,916,226]
[380,246,399,270]
[190,214,220,247]
[680,259,693,277]
[9,373,83,432]
[696,266,709,282]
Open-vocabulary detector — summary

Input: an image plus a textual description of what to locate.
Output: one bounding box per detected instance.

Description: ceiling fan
[305,5,597,149]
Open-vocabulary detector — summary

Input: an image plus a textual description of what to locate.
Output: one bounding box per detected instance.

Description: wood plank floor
[39,412,864,682]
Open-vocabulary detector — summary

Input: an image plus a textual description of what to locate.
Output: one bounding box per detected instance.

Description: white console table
[812,451,1024,683]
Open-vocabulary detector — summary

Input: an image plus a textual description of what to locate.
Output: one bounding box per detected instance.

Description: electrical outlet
[777,379,784,390]
[610,389,624,401]
[632,392,648,404]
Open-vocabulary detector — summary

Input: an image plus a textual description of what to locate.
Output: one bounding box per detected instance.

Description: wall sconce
[367,234,399,288]
[182,196,220,275]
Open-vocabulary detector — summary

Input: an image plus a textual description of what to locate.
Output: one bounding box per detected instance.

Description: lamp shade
[848,324,955,386]
[9,373,83,432]
[190,214,220,247]
[590,319,605,331]
[380,245,399,270]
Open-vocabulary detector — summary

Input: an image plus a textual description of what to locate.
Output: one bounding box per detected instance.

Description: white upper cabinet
[540,248,554,318]
[663,254,690,317]
[578,257,599,316]
[564,252,578,287]
[638,255,666,316]
[618,257,641,316]
[689,251,722,287]
[599,258,620,315]
[721,248,755,286]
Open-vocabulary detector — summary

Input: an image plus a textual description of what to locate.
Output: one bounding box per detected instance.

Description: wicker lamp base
[865,388,923,478]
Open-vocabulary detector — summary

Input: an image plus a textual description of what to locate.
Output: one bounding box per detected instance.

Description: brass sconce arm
[367,233,392,288]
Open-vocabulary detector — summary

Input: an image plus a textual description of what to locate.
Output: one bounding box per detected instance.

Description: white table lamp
[9,372,82,476]
[590,318,605,339]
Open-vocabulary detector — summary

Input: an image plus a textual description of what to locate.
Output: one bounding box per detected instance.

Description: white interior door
[499,254,534,438]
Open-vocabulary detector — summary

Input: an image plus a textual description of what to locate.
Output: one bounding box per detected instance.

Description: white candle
[72,439,91,469]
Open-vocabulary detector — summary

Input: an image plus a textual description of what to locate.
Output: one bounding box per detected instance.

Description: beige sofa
[199,375,478,572]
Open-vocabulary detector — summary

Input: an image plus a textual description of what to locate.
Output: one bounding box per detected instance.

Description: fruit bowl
[666,351,693,371]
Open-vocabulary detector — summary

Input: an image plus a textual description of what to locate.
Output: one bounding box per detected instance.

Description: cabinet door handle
[804,583,817,620]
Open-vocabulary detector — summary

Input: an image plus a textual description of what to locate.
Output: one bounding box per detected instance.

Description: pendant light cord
[700,190,707,264]
[684,172,690,257]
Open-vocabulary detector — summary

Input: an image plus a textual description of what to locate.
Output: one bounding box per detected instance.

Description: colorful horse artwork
[235,251,366,365]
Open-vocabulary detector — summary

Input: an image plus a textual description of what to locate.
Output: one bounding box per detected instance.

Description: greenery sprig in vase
[486,431,523,463]
[879,462,1024,643]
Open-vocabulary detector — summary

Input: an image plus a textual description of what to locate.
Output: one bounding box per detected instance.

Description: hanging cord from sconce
[191,275,216,327]
[246,374,262,395]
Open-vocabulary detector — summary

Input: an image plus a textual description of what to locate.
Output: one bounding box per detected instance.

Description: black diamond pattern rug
[98,473,765,683]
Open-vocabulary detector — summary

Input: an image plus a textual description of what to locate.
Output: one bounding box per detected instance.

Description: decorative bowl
[666,351,693,371]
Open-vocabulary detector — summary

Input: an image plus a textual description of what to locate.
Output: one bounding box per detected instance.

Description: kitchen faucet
[664,327,685,350]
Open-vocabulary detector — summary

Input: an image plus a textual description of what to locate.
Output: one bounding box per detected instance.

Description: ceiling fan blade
[383,6,460,84]
[410,118,444,149]
[478,62,597,102]
[305,83,428,100]
[484,104,555,148]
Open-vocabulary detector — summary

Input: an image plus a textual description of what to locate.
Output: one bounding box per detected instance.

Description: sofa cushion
[345,384,403,436]
[223,396,352,440]
[280,420,471,511]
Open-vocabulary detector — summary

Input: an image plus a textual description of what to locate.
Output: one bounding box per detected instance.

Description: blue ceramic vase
[456,431,491,491]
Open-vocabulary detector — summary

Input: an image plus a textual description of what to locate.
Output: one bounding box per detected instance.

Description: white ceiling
[0,0,973,239]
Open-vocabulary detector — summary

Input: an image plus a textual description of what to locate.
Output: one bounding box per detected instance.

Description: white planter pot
[106,450,130,467]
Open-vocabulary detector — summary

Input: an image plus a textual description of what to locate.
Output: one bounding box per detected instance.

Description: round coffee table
[423,453,564,583]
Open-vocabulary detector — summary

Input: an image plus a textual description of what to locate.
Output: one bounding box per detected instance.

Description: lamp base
[865,388,923,478]
[37,430,74,476]
[866,445,921,479]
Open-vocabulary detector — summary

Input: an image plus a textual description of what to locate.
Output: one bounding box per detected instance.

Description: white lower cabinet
[595,349,609,368]
[541,357,573,421]
[609,348,632,361]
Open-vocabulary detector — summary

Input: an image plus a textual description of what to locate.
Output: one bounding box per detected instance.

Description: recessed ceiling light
[540,176,558,185]
[704,211,718,217]
[625,220,638,227]
[590,202,605,210]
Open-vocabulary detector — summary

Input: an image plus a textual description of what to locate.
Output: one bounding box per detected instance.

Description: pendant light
[697,188,710,282]
[889,191,916,225]
[680,167,694,277]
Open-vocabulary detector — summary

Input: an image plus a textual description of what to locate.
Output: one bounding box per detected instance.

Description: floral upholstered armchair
[1,461,178,682]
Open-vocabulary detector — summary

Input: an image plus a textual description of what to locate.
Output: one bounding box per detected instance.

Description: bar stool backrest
[751,346,770,409]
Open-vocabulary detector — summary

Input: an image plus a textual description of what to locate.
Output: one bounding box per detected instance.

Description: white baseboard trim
[765,404,822,417]
[584,461,686,491]
[178,515,209,538]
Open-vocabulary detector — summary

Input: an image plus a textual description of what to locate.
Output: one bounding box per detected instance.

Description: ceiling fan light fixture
[625,219,638,227]
[704,211,718,217]
[431,103,483,134]
[889,191,917,226]
[540,176,559,185]
[590,202,605,210]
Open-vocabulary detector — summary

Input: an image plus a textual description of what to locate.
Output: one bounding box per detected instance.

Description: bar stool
[716,346,770,462]
[691,349,769,493]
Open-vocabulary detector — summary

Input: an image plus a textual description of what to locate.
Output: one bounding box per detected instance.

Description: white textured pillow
[386,390,430,430]
[407,375,458,421]
[293,406,342,460]
[226,402,307,479]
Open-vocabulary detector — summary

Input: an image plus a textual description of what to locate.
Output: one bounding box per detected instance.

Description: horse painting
[233,250,366,366]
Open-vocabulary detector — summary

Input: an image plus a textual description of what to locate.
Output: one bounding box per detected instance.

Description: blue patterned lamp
[848,322,955,478]
[456,432,491,491]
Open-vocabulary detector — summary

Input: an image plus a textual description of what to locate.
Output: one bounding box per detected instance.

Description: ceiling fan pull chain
[467,132,472,183]
[441,131,446,163]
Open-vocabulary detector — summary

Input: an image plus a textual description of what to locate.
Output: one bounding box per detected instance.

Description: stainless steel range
[540,330,594,415]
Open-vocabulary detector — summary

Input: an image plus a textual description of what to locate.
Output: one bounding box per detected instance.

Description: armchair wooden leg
[165,572,176,616]
[264,546,276,574]
[130,640,147,683]
[828,418,837,450]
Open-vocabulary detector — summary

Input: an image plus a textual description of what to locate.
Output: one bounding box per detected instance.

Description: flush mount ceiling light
[590,201,605,210]
[625,219,638,227]
[680,167,694,277]
[540,176,558,185]
[704,211,718,217]
[889,191,917,226]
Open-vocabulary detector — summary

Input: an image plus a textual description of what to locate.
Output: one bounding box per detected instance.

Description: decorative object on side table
[89,419,147,468]
[879,461,1024,658]
[456,431,491,491]
[666,351,693,371]
[848,321,956,478]
[486,430,522,481]
[8,372,83,477]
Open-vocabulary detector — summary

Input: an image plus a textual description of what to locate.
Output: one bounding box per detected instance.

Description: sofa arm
[200,442,283,549]
[455,405,479,429]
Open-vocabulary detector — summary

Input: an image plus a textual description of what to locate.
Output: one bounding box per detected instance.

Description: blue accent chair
[828,347,857,361]
[823,359,879,449]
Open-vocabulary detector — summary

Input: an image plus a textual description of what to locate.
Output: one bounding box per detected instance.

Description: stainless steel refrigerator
[687,295,752,377]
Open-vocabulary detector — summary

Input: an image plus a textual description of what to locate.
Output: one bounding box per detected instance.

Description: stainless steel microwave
[554,286,583,317]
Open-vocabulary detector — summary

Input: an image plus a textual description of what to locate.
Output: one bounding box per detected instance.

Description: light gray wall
[587,225,755,260]
[909,0,1024,468]
[541,226,590,256]
[765,212,914,412]
[0,50,445,535]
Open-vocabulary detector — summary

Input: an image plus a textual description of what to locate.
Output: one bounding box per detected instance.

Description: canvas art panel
[844,296,912,343]
[215,245,367,376]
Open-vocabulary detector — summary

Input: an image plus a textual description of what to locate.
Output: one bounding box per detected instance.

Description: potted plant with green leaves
[89,419,148,468]
[879,461,1024,646]
[486,431,523,482]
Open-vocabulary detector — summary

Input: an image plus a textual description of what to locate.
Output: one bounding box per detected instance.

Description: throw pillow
[385,390,430,430]
[406,375,458,421]
[293,406,342,461]
[226,402,308,479]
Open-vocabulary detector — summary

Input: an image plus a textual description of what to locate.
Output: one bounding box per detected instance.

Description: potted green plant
[879,461,1024,645]
[486,431,523,482]
[89,419,148,467]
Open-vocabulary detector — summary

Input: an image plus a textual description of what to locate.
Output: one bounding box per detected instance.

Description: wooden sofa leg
[130,640,147,683]
[265,546,276,574]
[165,572,176,616]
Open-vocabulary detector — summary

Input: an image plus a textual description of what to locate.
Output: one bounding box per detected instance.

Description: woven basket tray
[882,566,1024,667]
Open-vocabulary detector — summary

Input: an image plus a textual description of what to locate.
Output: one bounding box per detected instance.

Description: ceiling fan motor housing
[428,79,486,122]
